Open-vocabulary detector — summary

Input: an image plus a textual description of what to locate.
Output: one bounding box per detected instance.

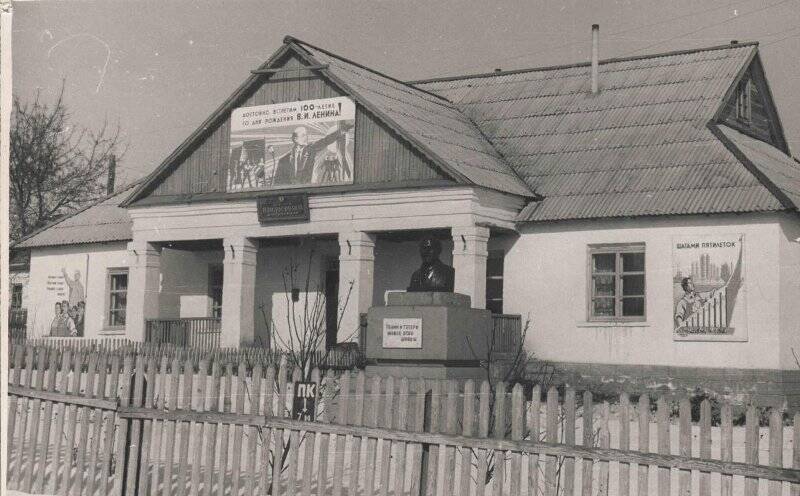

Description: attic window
[736,79,752,124]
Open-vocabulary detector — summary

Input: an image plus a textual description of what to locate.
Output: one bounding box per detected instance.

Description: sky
[11,0,800,187]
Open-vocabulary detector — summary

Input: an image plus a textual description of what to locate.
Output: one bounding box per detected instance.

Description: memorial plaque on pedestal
[365,292,492,379]
[382,318,422,348]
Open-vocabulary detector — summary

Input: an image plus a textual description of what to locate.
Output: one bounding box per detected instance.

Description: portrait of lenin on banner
[273,120,353,186]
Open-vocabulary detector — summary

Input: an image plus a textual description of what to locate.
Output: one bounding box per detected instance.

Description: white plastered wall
[26,242,130,339]
[27,244,229,339]
[158,248,224,319]
[778,213,800,370]
[254,239,339,349]
[504,213,786,370]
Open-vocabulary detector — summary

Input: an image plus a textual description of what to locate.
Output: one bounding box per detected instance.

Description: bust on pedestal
[364,237,491,379]
[407,238,454,293]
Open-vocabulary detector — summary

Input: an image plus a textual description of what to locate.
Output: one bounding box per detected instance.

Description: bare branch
[10,82,126,241]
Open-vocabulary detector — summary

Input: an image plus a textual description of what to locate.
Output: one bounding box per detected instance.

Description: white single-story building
[12,36,800,403]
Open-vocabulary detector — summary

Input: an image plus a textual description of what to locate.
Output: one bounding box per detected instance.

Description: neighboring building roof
[415,42,798,222]
[14,183,139,249]
[290,39,534,198]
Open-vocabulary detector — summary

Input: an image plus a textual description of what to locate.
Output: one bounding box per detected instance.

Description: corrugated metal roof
[291,40,534,198]
[718,125,800,209]
[15,184,138,249]
[414,43,795,221]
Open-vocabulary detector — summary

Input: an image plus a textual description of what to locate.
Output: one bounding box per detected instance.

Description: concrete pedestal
[364,292,492,379]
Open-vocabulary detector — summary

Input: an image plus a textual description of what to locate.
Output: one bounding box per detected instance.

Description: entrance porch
[125,186,527,353]
[129,227,521,353]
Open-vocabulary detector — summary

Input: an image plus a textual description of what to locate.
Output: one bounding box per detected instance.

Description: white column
[221,237,257,348]
[338,231,376,344]
[452,226,490,309]
[126,241,161,341]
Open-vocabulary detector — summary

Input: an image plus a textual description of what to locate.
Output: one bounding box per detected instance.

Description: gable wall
[720,59,779,146]
[144,53,446,201]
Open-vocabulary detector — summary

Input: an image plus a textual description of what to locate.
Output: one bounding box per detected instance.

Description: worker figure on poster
[228,96,355,191]
[672,234,745,339]
[48,266,86,337]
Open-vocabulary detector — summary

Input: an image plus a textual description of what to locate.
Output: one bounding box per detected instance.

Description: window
[208,264,223,319]
[588,244,645,321]
[736,78,752,124]
[107,269,128,327]
[10,283,23,309]
[486,250,504,314]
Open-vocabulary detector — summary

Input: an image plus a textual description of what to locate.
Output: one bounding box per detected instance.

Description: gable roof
[123,37,798,223]
[289,38,534,197]
[123,37,534,206]
[415,42,797,221]
[14,182,139,249]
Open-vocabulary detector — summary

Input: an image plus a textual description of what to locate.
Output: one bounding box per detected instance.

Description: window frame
[10,283,23,309]
[736,78,752,124]
[105,267,129,330]
[586,243,646,323]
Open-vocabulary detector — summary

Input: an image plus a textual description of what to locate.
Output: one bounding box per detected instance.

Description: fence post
[769,407,784,496]
[581,391,594,496]
[418,388,433,496]
[492,382,507,496]
[638,394,650,496]
[461,380,476,496]
[618,392,630,496]
[699,399,712,496]
[792,412,800,496]
[678,397,691,496]
[528,385,541,496]
[6,346,24,488]
[745,404,759,495]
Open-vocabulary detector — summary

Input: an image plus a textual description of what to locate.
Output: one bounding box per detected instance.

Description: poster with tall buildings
[227,96,355,192]
[672,234,747,341]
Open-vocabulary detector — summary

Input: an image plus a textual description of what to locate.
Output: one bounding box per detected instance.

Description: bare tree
[252,246,358,492]
[463,314,561,485]
[258,245,356,381]
[10,84,124,240]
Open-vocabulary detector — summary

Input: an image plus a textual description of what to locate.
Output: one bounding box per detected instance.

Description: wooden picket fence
[10,338,364,370]
[6,342,800,496]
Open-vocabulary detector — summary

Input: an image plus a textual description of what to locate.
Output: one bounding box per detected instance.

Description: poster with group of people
[47,266,86,337]
[227,96,356,192]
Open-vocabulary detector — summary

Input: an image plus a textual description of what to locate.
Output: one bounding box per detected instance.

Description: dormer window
[736,78,752,124]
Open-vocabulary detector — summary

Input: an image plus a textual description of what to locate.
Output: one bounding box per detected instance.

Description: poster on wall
[45,262,87,337]
[227,96,355,192]
[672,234,747,341]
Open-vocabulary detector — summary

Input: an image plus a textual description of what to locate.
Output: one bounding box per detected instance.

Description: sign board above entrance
[382,318,422,349]
[228,96,356,193]
[257,194,309,223]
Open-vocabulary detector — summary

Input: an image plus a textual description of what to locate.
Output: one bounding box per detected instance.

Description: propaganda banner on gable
[227,96,355,192]
[672,234,747,342]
